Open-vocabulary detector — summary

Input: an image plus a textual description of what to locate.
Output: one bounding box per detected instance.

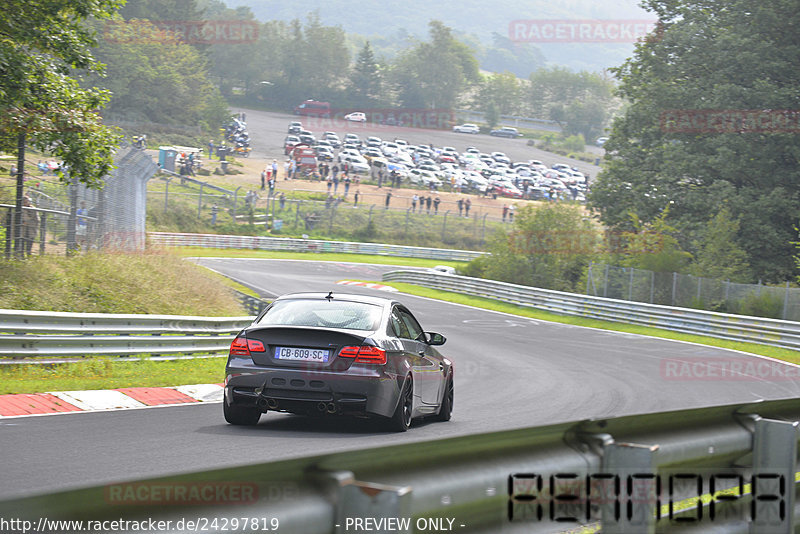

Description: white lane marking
[174,384,224,402]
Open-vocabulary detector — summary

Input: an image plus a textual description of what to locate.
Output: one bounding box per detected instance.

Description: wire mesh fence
[3,146,158,257]
[586,262,800,321]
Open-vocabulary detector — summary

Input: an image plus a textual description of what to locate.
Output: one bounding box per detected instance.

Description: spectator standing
[326,176,332,193]
[333,173,339,194]
[464,198,471,217]
[456,198,463,216]
[433,196,440,214]
[385,190,392,209]
[284,160,291,180]
[411,194,418,213]
[509,204,516,222]
[426,195,432,214]
[208,140,215,159]
[279,192,286,210]
[354,189,360,207]
[344,175,351,197]
[331,163,339,181]
[260,168,267,190]
[502,204,508,222]
[272,159,278,181]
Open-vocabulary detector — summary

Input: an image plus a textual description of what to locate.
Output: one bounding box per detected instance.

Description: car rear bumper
[225,361,401,418]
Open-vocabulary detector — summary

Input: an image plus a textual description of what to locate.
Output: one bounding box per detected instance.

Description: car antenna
[325,291,334,301]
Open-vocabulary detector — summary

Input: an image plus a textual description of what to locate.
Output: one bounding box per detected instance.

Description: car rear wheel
[388,376,413,432]
[433,373,453,422]
[223,401,261,426]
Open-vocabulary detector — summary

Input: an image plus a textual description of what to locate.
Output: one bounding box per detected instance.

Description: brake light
[230,336,249,356]
[247,339,265,352]
[339,345,387,365]
[229,336,265,356]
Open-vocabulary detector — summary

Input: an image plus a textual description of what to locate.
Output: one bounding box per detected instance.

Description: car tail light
[229,336,265,356]
[339,345,387,365]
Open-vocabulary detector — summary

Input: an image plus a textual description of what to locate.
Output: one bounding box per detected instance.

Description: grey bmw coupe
[224,292,453,431]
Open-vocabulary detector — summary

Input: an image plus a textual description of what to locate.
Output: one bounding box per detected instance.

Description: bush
[736,291,784,319]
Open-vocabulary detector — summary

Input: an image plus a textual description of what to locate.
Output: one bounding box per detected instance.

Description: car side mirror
[425,332,446,346]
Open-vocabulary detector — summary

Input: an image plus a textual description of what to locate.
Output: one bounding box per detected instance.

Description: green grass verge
[383,282,800,364]
[0,357,226,395]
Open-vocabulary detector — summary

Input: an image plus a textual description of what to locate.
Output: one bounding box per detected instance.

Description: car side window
[390,308,410,339]
[398,309,424,341]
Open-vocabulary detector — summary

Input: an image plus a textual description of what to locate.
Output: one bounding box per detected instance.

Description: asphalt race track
[2,258,799,501]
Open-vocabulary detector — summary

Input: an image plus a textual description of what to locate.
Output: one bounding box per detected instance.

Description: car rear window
[257,300,383,331]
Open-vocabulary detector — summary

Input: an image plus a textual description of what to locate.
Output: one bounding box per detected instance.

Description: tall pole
[13,132,25,258]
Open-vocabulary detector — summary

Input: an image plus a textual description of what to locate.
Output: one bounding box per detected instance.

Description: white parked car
[338,154,370,174]
[452,123,480,134]
[344,111,367,123]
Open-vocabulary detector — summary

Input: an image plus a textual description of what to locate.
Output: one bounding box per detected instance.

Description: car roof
[274,292,398,307]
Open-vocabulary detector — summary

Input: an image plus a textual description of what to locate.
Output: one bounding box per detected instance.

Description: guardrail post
[671,272,678,306]
[198,184,205,218]
[327,471,413,534]
[628,268,634,301]
[602,442,659,534]
[164,176,172,214]
[4,207,11,259]
[650,270,655,304]
[603,264,609,298]
[783,282,790,320]
[751,417,798,534]
[39,213,46,255]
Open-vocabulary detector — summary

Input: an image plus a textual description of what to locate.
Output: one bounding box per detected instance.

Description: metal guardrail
[382,270,800,351]
[148,232,487,262]
[4,397,800,533]
[0,310,253,359]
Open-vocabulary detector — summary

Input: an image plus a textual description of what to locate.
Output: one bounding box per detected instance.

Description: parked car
[491,152,511,165]
[344,111,367,123]
[323,132,341,148]
[294,100,331,117]
[493,182,524,198]
[339,154,370,174]
[223,292,454,431]
[596,137,609,147]
[489,126,522,138]
[284,135,301,155]
[408,168,443,189]
[453,123,480,134]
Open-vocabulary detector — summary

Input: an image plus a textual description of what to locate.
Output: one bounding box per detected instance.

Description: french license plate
[274,346,329,363]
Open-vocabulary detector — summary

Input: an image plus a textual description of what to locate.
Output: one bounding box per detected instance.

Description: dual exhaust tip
[257,397,279,410]
[257,398,337,414]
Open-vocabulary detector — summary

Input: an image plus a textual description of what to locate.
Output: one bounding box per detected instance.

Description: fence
[148,232,487,262]
[4,145,158,256]
[0,309,252,359]
[587,262,800,322]
[148,173,513,244]
[382,270,800,351]
[5,396,800,533]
